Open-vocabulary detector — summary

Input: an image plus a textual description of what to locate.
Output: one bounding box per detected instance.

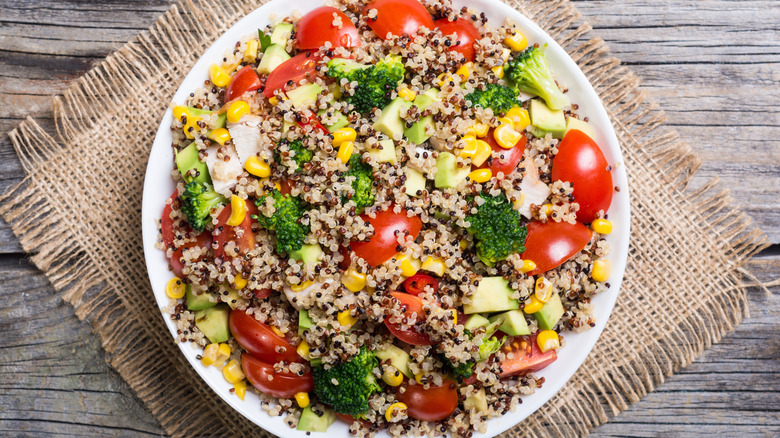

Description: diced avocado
[296,406,336,433]
[529,99,566,139]
[434,151,470,188]
[222,288,241,310]
[286,83,322,111]
[317,108,349,132]
[484,318,503,337]
[373,97,406,139]
[565,117,596,140]
[256,44,291,74]
[403,89,440,144]
[310,357,323,367]
[270,22,294,47]
[282,119,294,133]
[489,309,531,336]
[289,243,323,264]
[368,138,397,164]
[527,125,554,139]
[184,106,213,118]
[375,344,413,378]
[186,285,216,311]
[298,309,314,336]
[463,388,488,413]
[415,88,441,109]
[464,313,490,332]
[175,142,210,184]
[463,276,519,314]
[404,167,426,197]
[194,304,230,344]
[534,292,565,330]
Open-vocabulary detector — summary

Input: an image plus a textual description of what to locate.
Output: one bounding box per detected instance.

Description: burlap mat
[0,0,770,436]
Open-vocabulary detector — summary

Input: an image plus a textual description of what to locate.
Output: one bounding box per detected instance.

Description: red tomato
[551,129,613,224]
[264,52,321,98]
[480,128,527,176]
[242,353,313,398]
[338,245,352,271]
[225,66,262,103]
[335,413,372,429]
[295,6,360,50]
[363,0,434,38]
[213,201,259,260]
[499,334,557,378]
[161,190,177,250]
[434,17,481,61]
[350,206,422,267]
[384,292,433,345]
[296,113,330,135]
[252,288,273,299]
[521,220,592,276]
[396,379,458,421]
[229,309,303,363]
[170,232,212,278]
[402,274,439,296]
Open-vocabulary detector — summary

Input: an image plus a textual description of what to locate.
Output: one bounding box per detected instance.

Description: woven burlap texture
[0,0,770,436]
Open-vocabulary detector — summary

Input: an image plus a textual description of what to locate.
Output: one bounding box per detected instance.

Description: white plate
[142,0,630,436]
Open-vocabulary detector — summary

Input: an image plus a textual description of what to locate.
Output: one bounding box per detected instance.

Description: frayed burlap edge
[0,0,770,437]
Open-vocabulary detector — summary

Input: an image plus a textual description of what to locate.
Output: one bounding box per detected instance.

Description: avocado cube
[463,388,488,413]
[404,167,427,197]
[534,292,565,330]
[270,22,294,47]
[257,43,290,74]
[297,406,336,433]
[289,243,323,264]
[282,119,294,133]
[463,313,490,332]
[529,99,566,139]
[175,143,211,184]
[317,108,349,132]
[368,138,397,164]
[298,309,314,335]
[463,276,520,314]
[405,115,434,145]
[489,309,531,336]
[434,152,470,188]
[373,97,407,139]
[186,286,216,311]
[375,344,413,378]
[222,287,242,310]
[285,83,322,111]
[194,304,230,344]
[565,117,596,140]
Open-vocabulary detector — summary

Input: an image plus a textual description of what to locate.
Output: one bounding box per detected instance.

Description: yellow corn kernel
[244,156,271,178]
[295,392,310,409]
[465,123,489,138]
[336,141,354,164]
[201,343,219,367]
[467,168,492,184]
[173,106,202,140]
[382,367,403,386]
[226,195,247,226]
[332,127,357,147]
[209,64,232,88]
[472,139,492,166]
[506,107,531,131]
[537,329,560,353]
[222,359,245,384]
[493,120,523,149]
[208,127,231,145]
[436,72,451,87]
[492,65,504,78]
[459,239,469,250]
[414,373,424,384]
[591,259,611,283]
[591,218,613,235]
[234,380,247,401]
[243,39,259,63]
[343,267,367,292]
[421,256,446,277]
[268,96,279,106]
[337,310,358,329]
[450,309,458,325]
[513,192,526,210]
[520,259,536,274]
[534,277,553,303]
[396,253,422,277]
[227,100,250,123]
[504,31,528,52]
[290,280,313,292]
[215,343,231,365]
[459,135,478,158]
[166,277,186,299]
[398,87,417,102]
[271,326,284,337]
[385,402,407,422]
[456,62,472,81]
[540,203,553,216]
[524,295,544,314]
[233,274,248,290]
[297,340,311,360]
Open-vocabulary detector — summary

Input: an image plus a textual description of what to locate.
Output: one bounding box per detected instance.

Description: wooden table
[1,0,777,436]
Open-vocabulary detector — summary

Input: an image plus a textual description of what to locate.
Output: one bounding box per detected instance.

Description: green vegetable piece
[275,139,313,173]
[404,88,439,144]
[404,167,426,197]
[185,285,216,311]
[222,288,241,310]
[194,304,230,344]
[255,189,310,256]
[529,99,566,139]
[257,30,272,52]
[289,243,323,264]
[373,97,407,139]
[368,138,396,164]
[317,108,349,132]
[175,142,210,184]
[467,191,527,266]
[505,44,570,110]
[296,406,336,433]
[344,154,375,213]
[465,83,522,113]
[375,344,413,378]
[270,22,294,47]
[326,55,406,113]
[489,309,531,336]
[534,292,565,330]
[257,44,290,74]
[463,276,519,314]
[286,83,323,111]
[434,151,470,188]
[564,117,596,139]
[298,309,314,336]
[464,388,488,413]
[312,346,381,416]
[463,314,490,332]
[179,180,227,232]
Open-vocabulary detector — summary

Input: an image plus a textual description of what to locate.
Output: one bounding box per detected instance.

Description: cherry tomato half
[229,309,303,363]
[350,206,422,267]
[170,232,212,278]
[434,17,481,61]
[295,6,361,50]
[479,128,527,176]
[551,129,613,224]
[264,52,322,98]
[225,66,262,103]
[296,113,330,135]
[402,274,439,296]
[363,0,434,39]
[242,353,313,398]
[521,220,592,276]
[499,334,557,378]
[396,379,458,421]
[213,201,259,260]
[384,292,433,345]
[161,190,178,250]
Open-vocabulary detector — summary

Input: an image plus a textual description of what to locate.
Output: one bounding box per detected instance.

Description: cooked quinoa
[156,1,615,436]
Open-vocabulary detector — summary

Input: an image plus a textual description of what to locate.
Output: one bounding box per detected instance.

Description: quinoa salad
[156,0,618,436]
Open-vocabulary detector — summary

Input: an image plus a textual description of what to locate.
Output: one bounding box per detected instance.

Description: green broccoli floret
[344,154,375,213]
[254,189,310,255]
[442,336,505,381]
[327,55,406,113]
[312,346,381,416]
[275,139,313,172]
[467,192,527,266]
[477,336,505,361]
[179,181,226,232]
[505,45,570,110]
[465,83,522,113]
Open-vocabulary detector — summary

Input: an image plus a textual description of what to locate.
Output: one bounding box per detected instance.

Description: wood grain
[0,0,777,436]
